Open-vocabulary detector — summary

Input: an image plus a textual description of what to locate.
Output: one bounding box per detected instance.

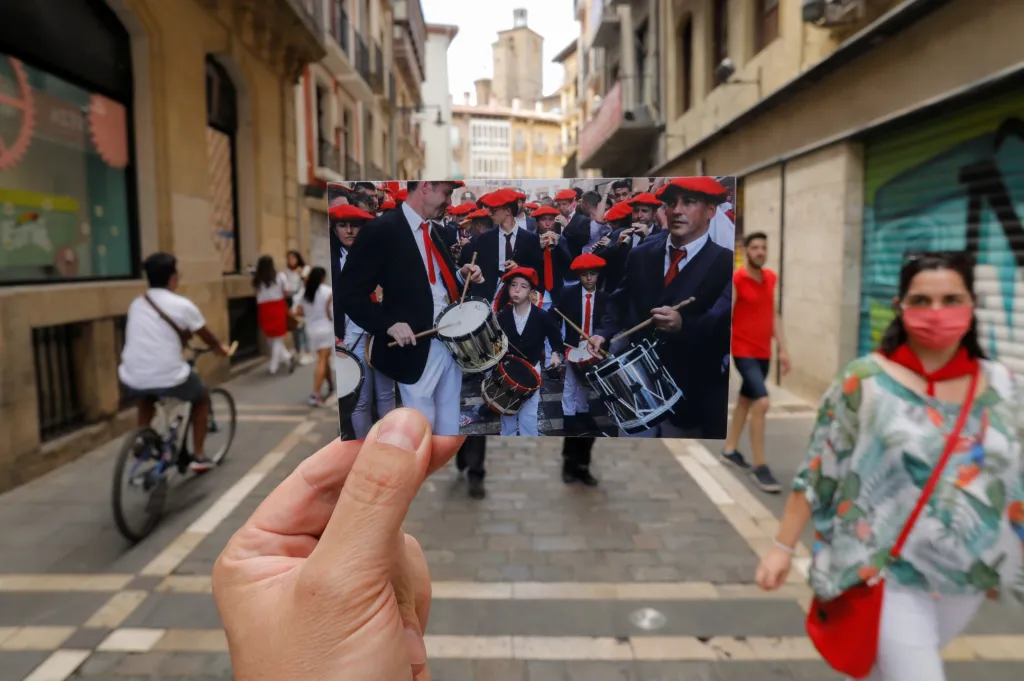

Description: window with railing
[331,0,350,54]
[371,42,385,90]
[355,33,370,82]
[33,323,87,440]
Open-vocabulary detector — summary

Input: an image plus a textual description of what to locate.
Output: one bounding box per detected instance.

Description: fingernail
[376,409,428,452]
[404,626,427,665]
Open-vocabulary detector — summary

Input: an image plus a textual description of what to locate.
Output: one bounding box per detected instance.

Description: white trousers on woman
[860,583,984,681]
[268,337,292,374]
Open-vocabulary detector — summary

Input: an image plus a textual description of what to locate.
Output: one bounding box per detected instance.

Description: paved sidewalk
[1,364,1022,681]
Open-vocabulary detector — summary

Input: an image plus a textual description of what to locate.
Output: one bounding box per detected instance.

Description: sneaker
[308,393,325,407]
[299,354,315,366]
[721,450,751,470]
[751,465,782,493]
[189,456,215,473]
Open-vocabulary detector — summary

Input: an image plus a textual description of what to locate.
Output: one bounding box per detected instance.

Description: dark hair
[611,179,632,192]
[744,232,767,247]
[351,194,374,212]
[143,252,177,288]
[287,249,305,268]
[580,191,601,209]
[572,186,583,199]
[303,266,327,303]
[354,182,376,192]
[252,255,277,290]
[878,250,986,358]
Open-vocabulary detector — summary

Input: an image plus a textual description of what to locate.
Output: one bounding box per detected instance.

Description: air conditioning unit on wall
[802,0,866,26]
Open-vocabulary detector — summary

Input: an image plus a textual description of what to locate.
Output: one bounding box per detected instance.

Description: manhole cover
[629,607,667,631]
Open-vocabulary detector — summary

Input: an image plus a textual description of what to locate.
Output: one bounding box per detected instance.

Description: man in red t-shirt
[723,232,790,493]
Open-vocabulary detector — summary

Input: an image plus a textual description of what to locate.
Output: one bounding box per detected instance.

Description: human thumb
[307,408,431,583]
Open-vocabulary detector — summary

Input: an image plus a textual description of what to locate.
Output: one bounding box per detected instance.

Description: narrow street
[1,364,1021,681]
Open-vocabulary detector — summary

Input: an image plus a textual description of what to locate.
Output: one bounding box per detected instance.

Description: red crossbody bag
[805,367,980,679]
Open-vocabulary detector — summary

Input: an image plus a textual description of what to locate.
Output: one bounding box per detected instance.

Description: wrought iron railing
[371,42,385,93]
[32,323,87,440]
[331,0,350,55]
[355,33,371,83]
[345,155,361,180]
[318,137,341,172]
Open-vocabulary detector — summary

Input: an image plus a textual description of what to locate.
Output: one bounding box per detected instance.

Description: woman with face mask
[755,251,1023,680]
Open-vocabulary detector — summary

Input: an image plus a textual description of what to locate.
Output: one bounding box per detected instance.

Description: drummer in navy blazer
[589,176,734,439]
[336,180,484,436]
[555,252,607,437]
[495,267,563,437]
[466,188,544,301]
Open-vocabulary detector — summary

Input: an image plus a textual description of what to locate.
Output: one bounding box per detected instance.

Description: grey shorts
[124,370,207,403]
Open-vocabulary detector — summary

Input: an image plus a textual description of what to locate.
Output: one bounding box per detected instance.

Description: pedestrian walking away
[285,249,314,365]
[755,251,1024,681]
[722,231,790,492]
[253,254,298,375]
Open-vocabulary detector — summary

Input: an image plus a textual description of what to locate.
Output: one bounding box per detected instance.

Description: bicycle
[112,343,238,542]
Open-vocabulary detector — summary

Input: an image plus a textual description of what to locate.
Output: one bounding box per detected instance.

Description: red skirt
[257,298,289,338]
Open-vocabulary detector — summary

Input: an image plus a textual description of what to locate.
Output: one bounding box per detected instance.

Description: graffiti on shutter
[859,90,1024,378]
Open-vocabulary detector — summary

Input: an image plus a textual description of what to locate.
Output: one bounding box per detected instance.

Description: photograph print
[326,176,736,440]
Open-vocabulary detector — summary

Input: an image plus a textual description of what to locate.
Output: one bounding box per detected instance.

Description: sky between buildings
[422,0,578,105]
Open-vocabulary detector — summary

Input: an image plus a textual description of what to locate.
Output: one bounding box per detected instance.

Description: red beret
[627,192,662,207]
[531,206,560,218]
[480,188,521,208]
[394,188,408,201]
[554,189,576,202]
[329,204,374,221]
[379,200,396,211]
[655,177,728,203]
[525,202,540,210]
[465,208,490,220]
[447,201,477,216]
[603,202,634,223]
[501,266,539,287]
[570,253,606,271]
[513,191,527,200]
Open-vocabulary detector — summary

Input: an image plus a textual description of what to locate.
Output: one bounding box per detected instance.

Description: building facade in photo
[627,0,1024,402]
[0,0,324,492]
[391,0,427,181]
[491,8,544,110]
[421,23,459,181]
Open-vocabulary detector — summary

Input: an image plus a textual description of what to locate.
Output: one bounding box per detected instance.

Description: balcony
[345,154,361,180]
[587,0,620,51]
[388,72,396,106]
[317,137,341,176]
[398,115,425,166]
[367,162,384,181]
[354,33,371,84]
[578,80,659,174]
[392,0,426,96]
[370,42,385,95]
[323,0,355,79]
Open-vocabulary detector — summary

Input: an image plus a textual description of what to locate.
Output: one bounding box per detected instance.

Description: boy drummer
[495,267,563,436]
[555,253,607,435]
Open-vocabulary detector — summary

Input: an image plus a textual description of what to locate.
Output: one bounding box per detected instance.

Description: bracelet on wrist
[772,539,796,554]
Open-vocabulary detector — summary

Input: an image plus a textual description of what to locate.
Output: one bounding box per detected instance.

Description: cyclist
[118,252,232,472]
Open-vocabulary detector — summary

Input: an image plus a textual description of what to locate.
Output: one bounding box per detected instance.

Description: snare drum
[334,345,365,403]
[435,297,508,373]
[481,356,542,415]
[585,338,682,434]
[565,341,602,377]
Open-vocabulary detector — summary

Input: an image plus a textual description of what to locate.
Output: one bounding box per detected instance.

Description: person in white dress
[298,266,336,406]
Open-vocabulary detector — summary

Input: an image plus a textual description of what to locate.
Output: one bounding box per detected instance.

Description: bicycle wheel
[182,387,237,467]
[112,427,168,542]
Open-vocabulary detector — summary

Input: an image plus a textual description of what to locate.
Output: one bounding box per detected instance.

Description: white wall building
[421,23,458,181]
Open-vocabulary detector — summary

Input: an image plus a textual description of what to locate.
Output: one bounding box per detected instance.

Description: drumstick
[386,324,455,348]
[610,296,697,344]
[552,307,610,359]
[459,251,477,305]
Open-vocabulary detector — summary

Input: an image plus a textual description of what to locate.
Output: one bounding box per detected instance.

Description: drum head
[566,343,594,364]
[437,298,491,338]
[334,347,365,400]
[500,356,541,391]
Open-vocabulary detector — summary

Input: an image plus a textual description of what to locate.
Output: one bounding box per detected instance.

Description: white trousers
[398,339,463,436]
[860,584,983,681]
[500,362,542,436]
[350,336,396,440]
[268,337,292,374]
[562,364,590,416]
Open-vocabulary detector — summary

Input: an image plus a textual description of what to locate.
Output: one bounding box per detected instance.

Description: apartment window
[515,130,525,151]
[677,16,693,114]
[755,0,779,52]
[712,0,729,87]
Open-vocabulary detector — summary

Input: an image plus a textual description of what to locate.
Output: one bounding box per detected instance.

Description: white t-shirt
[256,271,291,303]
[285,266,310,308]
[118,288,207,390]
[300,284,333,336]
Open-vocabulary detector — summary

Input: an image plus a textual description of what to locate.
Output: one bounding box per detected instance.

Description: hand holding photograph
[326,177,736,439]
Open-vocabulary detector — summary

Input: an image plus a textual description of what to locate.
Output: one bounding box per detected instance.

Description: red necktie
[583,293,592,336]
[421,222,458,300]
[543,247,553,291]
[664,246,687,286]
[421,223,437,285]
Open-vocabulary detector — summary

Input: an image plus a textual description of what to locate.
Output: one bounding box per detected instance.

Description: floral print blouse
[794,354,1024,605]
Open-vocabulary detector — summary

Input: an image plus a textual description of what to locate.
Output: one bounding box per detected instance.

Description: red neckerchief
[885,344,979,397]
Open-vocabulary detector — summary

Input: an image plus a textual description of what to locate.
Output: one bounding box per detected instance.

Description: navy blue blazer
[465,226,544,301]
[596,232,733,434]
[498,305,564,368]
[554,285,608,349]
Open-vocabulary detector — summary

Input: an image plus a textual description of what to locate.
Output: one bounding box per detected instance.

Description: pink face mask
[901,305,974,350]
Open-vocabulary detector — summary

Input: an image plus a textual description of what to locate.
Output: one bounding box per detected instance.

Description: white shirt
[512,303,531,335]
[708,202,736,251]
[338,247,348,273]
[300,284,333,336]
[402,201,464,321]
[585,220,611,252]
[515,214,527,232]
[118,288,207,389]
[255,271,291,303]
[664,231,709,277]
[580,286,596,336]
[497,224,520,271]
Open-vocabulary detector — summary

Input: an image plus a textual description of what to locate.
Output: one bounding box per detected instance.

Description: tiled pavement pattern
[1,365,1023,680]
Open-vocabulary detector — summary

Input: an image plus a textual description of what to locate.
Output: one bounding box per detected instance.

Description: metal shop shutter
[858,89,1024,381]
